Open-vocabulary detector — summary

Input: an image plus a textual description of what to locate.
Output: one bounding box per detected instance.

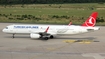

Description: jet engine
[30,33,40,38]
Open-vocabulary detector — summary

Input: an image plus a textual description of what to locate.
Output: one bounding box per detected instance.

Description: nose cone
[2,28,9,33]
[2,29,6,33]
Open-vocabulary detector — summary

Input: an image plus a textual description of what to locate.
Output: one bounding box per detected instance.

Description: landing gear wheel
[44,37,49,40]
[12,34,15,38]
[50,35,54,39]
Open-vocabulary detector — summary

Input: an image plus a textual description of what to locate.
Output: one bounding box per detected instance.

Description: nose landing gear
[12,34,15,38]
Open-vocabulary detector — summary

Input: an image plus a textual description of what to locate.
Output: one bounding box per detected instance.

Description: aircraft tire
[44,37,49,40]
[50,35,54,39]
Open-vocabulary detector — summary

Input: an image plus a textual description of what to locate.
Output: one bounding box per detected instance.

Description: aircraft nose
[2,29,5,32]
[2,29,6,33]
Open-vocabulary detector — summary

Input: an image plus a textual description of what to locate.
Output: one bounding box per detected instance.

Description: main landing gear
[43,35,54,40]
[44,37,49,40]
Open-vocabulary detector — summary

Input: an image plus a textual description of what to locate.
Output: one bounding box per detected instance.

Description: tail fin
[82,12,98,27]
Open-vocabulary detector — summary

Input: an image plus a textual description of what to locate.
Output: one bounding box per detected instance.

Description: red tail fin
[82,12,98,27]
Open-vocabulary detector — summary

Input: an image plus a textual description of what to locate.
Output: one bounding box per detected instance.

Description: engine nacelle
[30,33,40,38]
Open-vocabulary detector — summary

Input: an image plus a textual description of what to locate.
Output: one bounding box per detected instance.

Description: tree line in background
[0,13,104,23]
[0,0,105,4]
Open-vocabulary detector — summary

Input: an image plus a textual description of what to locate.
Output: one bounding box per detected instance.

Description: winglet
[45,26,49,32]
[82,12,98,27]
[68,22,72,26]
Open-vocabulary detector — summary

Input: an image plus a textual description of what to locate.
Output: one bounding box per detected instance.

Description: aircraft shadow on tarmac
[4,35,100,42]
[4,35,96,40]
[5,35,30,38]
[54,36,96,40]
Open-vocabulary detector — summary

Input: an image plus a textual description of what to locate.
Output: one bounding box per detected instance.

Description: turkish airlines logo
[85,16,96,27]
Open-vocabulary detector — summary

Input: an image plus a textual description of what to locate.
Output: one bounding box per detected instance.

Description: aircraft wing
[30,26,56,40]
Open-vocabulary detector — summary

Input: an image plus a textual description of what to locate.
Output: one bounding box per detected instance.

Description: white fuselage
[2,24,99,36]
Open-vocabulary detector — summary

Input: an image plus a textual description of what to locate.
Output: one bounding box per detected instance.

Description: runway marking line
[47,48,55,50]
[78,40,93,44]
[63,40,76,43]
[30,43,73,59]
[63,40,94,44]
[30,40,99,59]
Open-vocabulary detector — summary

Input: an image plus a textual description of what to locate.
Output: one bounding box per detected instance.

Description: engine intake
[30,33,40,38]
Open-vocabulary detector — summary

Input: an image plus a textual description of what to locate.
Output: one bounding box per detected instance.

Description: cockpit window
[5,27,8,29]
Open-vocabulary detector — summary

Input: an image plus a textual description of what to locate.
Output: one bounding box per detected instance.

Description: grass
[0,3,105,25]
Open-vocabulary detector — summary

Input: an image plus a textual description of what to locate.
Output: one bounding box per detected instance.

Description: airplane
[2,12,100,40]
